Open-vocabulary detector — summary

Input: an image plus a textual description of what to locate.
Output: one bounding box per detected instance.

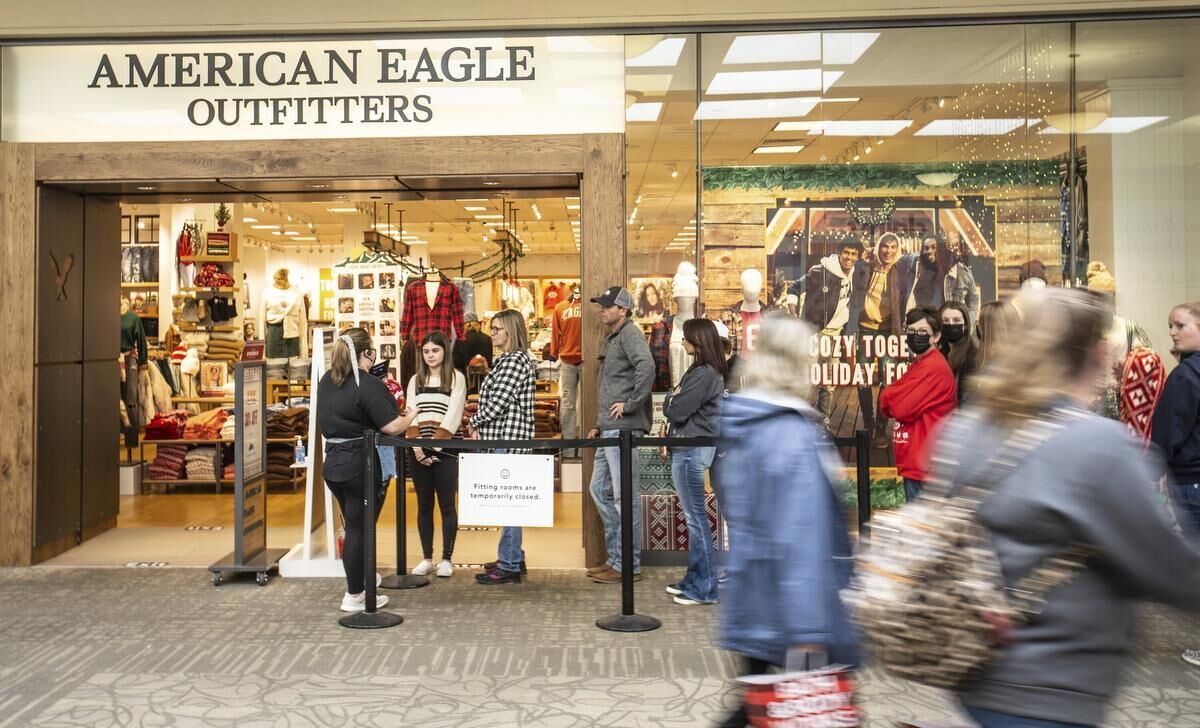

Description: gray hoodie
[594,317,654,432]
[935,406,1200,725]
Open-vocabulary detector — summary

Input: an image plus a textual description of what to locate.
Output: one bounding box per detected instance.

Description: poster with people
[332,250,406,379]
[631,277,673,324]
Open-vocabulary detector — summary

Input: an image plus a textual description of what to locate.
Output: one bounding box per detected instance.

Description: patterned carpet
[0,567,1198,727]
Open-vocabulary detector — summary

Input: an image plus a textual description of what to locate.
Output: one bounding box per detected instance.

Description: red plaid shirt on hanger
[400,277,465,343]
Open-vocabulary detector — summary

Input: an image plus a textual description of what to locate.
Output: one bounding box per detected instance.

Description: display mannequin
[261,267,309,364]
[119,296,148,448]
[669,262,699,387]
[729,268,768,356]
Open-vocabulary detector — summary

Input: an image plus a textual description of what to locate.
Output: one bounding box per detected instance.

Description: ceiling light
[707,69,822,95]
[463,206,489,211]
[876,137,884,145]
[938,97,946,108]
[695,97,820,120]
[915,172,959,186]
[915,118,1025,136]
[293,236,317,241]
[626,37,686,67]
[286,214,293,221]
[482,180,501,186]
[136,185,156,191]
[669,165,679,178]
[251,224,280,229]
[271,231,281,236]
[865,144,872,154]
[852,152,861,161]
[474,214,503,219]
[307,183,330,189]
[753,145,804,154]
[822,32,880,64]
[1040,115,1166,134]
[566,204,580,210]
[326,207,359,213]
[626,102,664,123]
[136,219,145,229]
[823,71,843,92]
[775,120,911,136]
[283,231,299,236]
[242,217,257,223]
[178,197,192,202]
[723,33,820,64]
[457,198,488,203]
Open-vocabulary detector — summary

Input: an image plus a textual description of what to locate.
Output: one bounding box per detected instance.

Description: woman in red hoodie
[881,306,957,501]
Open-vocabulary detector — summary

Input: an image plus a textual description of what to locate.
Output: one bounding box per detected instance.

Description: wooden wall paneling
[35,187,84,365]
[35,135,585,181]
[703,203,771,225]
[81,360,119,535]
[700,223,764,246]
[0,143,36,566]
[83,197,121,362]
[702,247,767,312]
[579,133,625,568]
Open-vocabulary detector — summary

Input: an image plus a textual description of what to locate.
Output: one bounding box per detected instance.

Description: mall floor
[0,563,1198,727]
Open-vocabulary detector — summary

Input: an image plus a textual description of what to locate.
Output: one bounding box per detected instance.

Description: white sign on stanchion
[459,453,555,528]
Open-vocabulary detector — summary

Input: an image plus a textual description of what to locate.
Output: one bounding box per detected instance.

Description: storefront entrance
[0,134,625,567]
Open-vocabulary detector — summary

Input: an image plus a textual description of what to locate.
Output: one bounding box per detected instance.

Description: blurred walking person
[936,288,1200,726]
[714,314,859,727]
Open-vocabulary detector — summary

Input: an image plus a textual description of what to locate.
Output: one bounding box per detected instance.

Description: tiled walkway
[1,567,1197,727]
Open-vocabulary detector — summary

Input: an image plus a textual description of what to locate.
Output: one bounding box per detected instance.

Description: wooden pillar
[0,143,36,566]
[580,133,626,568]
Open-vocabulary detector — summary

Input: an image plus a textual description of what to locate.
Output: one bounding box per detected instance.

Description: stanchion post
[381,441,430,590]
[855,429,871,535]
[340,430,403,629]
[596,430,662,633]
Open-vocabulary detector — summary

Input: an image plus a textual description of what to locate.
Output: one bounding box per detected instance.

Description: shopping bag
[738,665,860,727]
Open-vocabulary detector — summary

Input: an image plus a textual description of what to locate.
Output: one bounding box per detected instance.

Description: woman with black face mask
[938,300,979,406]
[880,307,958,501]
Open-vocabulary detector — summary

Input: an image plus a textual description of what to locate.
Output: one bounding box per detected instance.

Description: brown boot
[591,566,642,583]
[586,564,610,576]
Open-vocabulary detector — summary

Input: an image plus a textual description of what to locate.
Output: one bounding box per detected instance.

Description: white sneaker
[412,559,434,576]
[376,572,382,588]
[436,560,454,578]
[673,595,716,606]
[1183,649,1200,667]
[340,591,389,612]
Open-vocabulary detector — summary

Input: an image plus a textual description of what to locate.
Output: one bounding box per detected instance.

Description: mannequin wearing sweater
[669,262,699,387]
[261,268,308,359]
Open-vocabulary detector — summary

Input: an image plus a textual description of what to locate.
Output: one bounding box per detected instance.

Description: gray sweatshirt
[594,318,654,432]
[936,407,1200,725]
[663,364,724,442]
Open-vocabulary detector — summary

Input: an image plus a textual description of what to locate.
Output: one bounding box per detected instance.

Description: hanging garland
[845,198,896,226]
[703,160,1058,193]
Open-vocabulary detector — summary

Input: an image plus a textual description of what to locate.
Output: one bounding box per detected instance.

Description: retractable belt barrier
[338,428,874,631]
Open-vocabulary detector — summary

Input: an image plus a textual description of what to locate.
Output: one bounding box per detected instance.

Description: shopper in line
[1150,301,1200,668]
[714,314,859,727]
[933,288,1200,726]
[939,300,978,405]
[975,300,1019,375]
[317,328,417,612]
[586,286,655,584]
[469,309,536,585]
[880,306,957,501]
[663,318,726,606]
[406,331,467,579]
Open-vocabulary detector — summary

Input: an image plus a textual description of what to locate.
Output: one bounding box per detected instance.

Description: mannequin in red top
[880,306,957,501]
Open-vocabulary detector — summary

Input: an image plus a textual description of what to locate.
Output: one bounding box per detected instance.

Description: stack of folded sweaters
[145,411,189,440]
[185,408,228,440]
[267,406,309,439]
[219,413,236,441]
[149,445,188,480]
[534,401,560,439]
[206,331,244,362]
[267,443,295,481]
[180,332,209,358]
[185,447,219,481]
[193,263,234,288]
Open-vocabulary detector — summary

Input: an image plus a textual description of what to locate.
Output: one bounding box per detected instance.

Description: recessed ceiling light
[474,214,503,219]
[754,145,804,154]
[915,118,1026,136]
[775,120,912,136]
[695,97,820,120]
[177,197,192,202]
[463,206,489,211]
[307,183,330,189]
[566,204,580,210]
[283,231,300,236]
[626,37,686,67]
[482,181,501,186]
[251,224,280,229]
[293,236,317,241]
[271,231,282,236]
[326,207,359,213]
[136,185,156,191]
[626,102,664,123]
[242,217,257,223]
[707,69,822,95]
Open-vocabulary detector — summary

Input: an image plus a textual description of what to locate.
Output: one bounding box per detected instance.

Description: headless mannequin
[669,296,696,387]
[425,268,441,309]
[735,269,766,354]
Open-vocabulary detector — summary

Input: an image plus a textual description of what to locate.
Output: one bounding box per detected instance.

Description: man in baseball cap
[585,284,653,583]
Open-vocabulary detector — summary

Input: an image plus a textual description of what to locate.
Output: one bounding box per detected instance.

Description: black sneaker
[483,560,527,574]
[475,569,521,585]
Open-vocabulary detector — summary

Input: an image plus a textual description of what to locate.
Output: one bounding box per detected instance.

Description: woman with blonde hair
[469,308,536,585]
[974,300,1018,376]
[317,327,417,612]
[930,289,1200,727]
[714,313,859,727]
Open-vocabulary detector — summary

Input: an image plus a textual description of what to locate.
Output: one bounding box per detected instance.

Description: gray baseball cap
[590,286,634,309]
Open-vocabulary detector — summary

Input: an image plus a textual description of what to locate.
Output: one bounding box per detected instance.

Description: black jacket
[791,257,852,331]
[1151,351,1200,481]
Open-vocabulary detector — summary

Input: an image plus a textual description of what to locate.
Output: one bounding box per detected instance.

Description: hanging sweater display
[261,285,308,359]
[400,276,465,344]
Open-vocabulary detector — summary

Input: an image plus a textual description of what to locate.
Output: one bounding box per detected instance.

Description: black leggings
[327,476,386,595]
[410,451,459,561]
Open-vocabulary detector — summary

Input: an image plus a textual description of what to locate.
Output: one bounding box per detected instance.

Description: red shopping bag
[739,666,860,727]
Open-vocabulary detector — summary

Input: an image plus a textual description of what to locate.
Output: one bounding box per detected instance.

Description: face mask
[942,324,965,344]
[906,331,933,355]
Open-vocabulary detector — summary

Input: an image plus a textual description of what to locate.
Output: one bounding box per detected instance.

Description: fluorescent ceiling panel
[722,33,820,64]
[1040,115,1168,134]
[626,102,664,122]
[754,145,804,153]
[326,208,358,213]
[707,69,822,95]
[463,206,489,211]
[821,32,881,65]
[695,97,820,120]
[775,119,912,136]
[823,71,843,92]
[915,118,1026,136]
[626,38,687,67]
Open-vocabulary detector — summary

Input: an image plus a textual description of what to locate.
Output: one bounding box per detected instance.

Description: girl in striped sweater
[406,331,468,578]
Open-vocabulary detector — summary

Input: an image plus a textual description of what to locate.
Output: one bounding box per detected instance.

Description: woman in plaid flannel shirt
[469,309,536,584]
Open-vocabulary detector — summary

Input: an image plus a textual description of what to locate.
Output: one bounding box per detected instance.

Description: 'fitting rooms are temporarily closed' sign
[1,36,624,142]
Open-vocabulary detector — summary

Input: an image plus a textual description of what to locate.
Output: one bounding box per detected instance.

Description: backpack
[842,407,1093,690]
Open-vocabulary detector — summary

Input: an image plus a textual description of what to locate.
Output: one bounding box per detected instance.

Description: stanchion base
[339,610,404,629]
[380,574,431,590]
[596,613,662,633]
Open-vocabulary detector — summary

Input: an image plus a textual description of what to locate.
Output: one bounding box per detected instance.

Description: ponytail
[331,327,371,386]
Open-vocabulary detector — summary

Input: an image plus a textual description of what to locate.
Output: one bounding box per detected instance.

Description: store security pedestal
[209,547,289,587]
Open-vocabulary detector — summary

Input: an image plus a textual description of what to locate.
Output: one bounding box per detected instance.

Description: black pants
[326,476,386,595]
[410,451,459,561]
[719,655,779,728]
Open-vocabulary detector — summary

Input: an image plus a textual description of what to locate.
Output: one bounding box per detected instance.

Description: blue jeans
[965,706,1091,728]
[589,429,643,573]
[1172,482,1200,543]
[672,446,718,603]
[904,478,924,502]
[490,449,525,573]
